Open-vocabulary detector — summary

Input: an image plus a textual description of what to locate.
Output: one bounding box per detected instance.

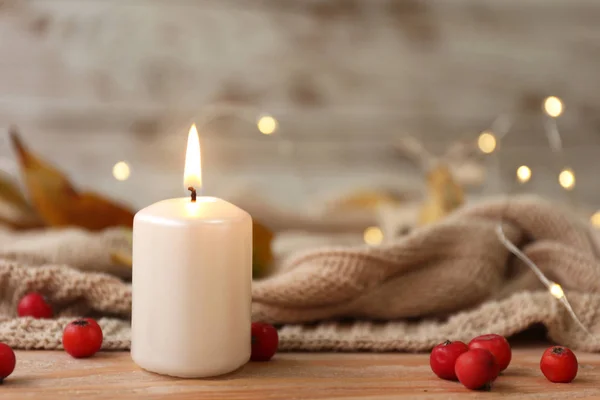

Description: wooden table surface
[2,346,600,399]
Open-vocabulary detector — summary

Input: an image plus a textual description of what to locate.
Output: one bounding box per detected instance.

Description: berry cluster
[0,292,280,382]
[430,333,578,390]
[0,293,106,383]
[17,293,104,359]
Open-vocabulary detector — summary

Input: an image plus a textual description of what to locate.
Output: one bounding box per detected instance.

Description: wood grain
[2,346,600,399]
[1,1,600,212]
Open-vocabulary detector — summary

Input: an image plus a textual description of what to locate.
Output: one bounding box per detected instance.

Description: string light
[495,225,590,335]
[477,131,497,154]
[558,168,575,190]
[112,161,130,181]
[516,165,532,183]
[544,96,563,118]
[549,283,564,299]
[363,226,384,245]
[489,98,591,336]
[257,115,278,135]
[591,211,600,227]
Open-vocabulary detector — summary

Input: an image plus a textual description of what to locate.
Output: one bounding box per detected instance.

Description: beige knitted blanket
[1,196,600,352]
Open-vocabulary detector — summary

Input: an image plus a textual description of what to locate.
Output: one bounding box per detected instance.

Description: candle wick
[188,187,197,202]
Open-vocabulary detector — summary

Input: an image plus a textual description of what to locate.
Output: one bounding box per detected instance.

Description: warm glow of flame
[184,124,202,191]
[550,283,564,299]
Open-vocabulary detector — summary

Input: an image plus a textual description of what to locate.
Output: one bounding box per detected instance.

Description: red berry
[455,348,498,390]
[469,334,511,372]
[540,346,578,383]
[0,343,15,383]
[17,292,53,319]
[251,322,278,361]
[62,318,103,358]
[429,340,469,380]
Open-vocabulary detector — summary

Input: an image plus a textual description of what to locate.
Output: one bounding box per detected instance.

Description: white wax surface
[131,196,252,378]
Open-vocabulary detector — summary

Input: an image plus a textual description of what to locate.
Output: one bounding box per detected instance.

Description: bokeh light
[516,165,532,183]
[257,115,278,135]
[363,226,384,245]
[112,161,131,181]
[558,168,575,190]
[478,131,497,154]
[544,96,563,118]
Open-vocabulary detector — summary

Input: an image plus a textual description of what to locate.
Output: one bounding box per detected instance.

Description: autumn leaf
[10,127,134,230]
[253,219,274,279]
[0,171,31,212]
[9,128,275,278]
[419,163,465,225]
[0,171,42,229]
[111,250,132,268]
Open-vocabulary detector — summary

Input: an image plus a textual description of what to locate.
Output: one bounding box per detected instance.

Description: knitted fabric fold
[1,196,600,352]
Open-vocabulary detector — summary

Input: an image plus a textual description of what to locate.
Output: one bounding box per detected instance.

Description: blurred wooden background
[0,0,599,213]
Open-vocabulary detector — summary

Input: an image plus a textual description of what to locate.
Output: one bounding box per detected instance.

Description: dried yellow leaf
[419,164,465,225]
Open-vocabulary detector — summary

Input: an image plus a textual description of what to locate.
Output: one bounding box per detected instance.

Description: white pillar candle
[131,124,252,378]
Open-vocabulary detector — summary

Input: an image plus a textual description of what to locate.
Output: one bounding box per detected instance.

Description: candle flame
[184,124,202,191]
